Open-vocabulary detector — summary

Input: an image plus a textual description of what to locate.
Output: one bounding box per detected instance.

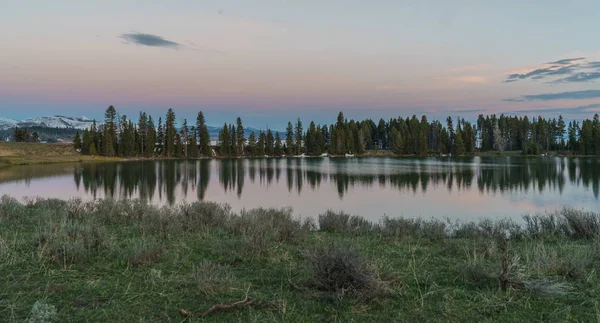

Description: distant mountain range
[0,115,284,141]
[0,116,95,131]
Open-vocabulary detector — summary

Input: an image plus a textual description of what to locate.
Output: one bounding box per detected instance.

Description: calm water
[0,157,599,221]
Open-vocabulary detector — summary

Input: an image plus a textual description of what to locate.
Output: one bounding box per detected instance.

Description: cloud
[505,65,578,81]
[448,108,483,113]
[505,89,600,102]
[120,32,181,49]
[510,103,600,116]
[503,57,600,83]
[552,72,600,84]
[546,57,585,65]
[584,61,600,68]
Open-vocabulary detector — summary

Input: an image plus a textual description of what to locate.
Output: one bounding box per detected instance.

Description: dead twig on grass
[179,287,256,318]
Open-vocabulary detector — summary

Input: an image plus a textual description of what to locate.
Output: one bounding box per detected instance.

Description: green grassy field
[1,197,600,322]
[0,142,122,166]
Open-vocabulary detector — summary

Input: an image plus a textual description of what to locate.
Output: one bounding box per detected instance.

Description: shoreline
[0,142,594,167]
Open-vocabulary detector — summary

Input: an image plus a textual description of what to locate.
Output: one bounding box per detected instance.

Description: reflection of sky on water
[0,157,598,221]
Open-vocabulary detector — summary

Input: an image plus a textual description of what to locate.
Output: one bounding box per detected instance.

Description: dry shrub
[306,244,385,300]
[180,202,232,232]
[522,208,600,239]
[318,210,373,235]
[380,216,446,240]
[229,207,309,256]
[36,220,106,264]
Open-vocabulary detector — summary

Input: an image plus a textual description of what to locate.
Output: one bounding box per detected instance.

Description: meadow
[1,197,600,321]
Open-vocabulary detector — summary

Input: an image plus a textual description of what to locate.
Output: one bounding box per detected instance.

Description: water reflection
[0,157,599,216]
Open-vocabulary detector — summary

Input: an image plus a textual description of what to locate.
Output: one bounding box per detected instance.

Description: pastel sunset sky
[2,0,600,128]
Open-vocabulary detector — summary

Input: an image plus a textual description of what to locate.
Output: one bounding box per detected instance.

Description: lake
[0,157,598,221]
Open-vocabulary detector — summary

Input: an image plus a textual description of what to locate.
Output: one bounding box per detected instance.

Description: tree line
[73,105,600,157]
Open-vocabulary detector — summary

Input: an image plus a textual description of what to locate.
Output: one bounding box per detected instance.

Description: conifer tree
[274,132,283,156]
[73,131,81,150]
[218,123,230,157]
[165,109,176,157]
[146,115,156,157]
[180,119,189,158]
[103,105,117,157]
[189,126,198,158]
[196,111,211,156]
[236,117,245,157]
[295,118,303,155]
[156,117,164,155]
[286,122,294,155]
[247,132,257,156]
[266,129,274,156]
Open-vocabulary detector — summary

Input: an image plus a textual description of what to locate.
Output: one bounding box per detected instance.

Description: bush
[229,207,308,256]
[380,216,446,239]
[180,201,232,232]
[306,244,384,299]
[318,210,373,235]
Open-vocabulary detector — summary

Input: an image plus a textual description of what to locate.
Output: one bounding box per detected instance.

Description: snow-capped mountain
[0,118,20,130]
[0,115,98,130]
[0,114,284,140]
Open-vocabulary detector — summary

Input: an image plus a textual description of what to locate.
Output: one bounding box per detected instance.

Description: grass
[2,197,600,321]
[0,142,121,166]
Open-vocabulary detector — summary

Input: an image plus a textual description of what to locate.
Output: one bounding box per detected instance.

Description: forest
[56,105,600,157]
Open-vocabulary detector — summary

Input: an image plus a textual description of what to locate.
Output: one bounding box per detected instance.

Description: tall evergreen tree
[103,105,117,157]
[73,131,81,150]
[196,111,211,156]
[164,109,176,157]
[247,132,257,156]
[236,117,245,157]
[286,122,294,155]
[274,132,283,156]
[295,118,303,155]
[156,117,164,155]
[189,126,198,158]
[218,123,230,157]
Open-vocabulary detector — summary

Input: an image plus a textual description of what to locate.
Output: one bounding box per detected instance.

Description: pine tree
[393,130,403,155]
[103,105,117,157]
[266,129,274,156]
[218,123,230,157]
[295,118,303,155]
[81,129,91,154]
[189,126,198,158]
[236,117,245,157]
[175,133,183,157]
[196,111,211,156]
[180,119,189,158]
[156,117,164,155]
[247,132,257,156]
[146,115,156,157]
[165,109,176,157]
[452,128,465,156]
[257,131,266,156]
[274,132,283,156]
[138,112,148,157]
[286,122,294,155]
[73,131,82,150]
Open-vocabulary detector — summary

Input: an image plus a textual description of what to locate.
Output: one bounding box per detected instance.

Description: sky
[2,0,600,129]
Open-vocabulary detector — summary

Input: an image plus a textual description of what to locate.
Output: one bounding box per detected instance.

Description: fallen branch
[179,287,255,318]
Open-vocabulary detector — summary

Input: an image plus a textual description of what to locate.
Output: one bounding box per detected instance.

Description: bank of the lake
[2,197,600,322]
[0,142,590,168]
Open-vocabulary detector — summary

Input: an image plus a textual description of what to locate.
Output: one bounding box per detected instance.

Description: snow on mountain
[0,115,98,130]
[0,117,20,130]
